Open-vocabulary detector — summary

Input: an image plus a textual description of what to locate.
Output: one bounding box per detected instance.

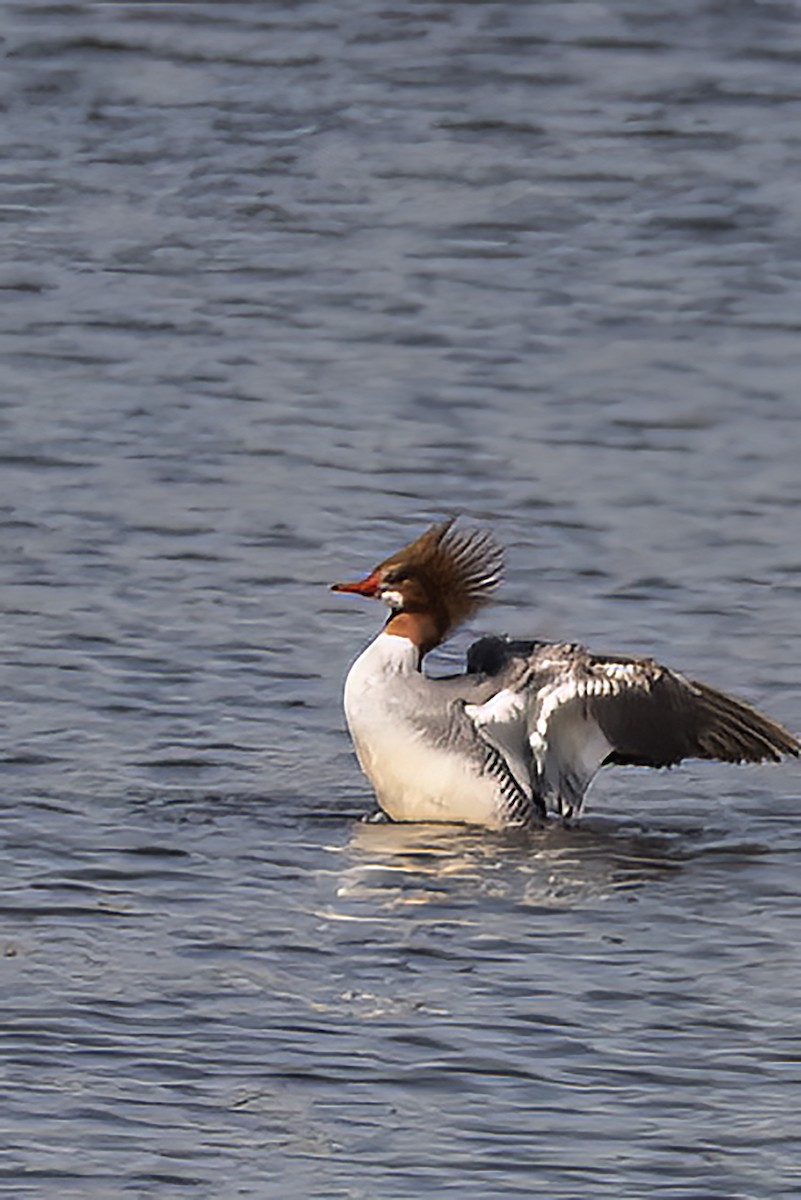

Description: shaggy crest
[378,516,504,631]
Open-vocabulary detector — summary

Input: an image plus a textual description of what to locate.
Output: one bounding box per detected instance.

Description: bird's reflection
[329,807,687,912]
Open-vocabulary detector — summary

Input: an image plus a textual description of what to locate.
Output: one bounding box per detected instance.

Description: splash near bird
[332,518,798,829]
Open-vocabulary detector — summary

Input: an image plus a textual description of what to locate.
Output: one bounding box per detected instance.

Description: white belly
[352,720,503,827]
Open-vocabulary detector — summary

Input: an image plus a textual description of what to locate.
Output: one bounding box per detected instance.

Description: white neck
[356,630,421,675]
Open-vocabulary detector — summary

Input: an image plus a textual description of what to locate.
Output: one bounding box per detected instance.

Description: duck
[331,517,798,829]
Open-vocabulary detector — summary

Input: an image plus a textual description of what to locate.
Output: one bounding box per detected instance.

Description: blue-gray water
[1,3,800,1197]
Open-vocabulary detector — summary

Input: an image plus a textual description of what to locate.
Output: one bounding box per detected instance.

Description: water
[1,2,800,1196]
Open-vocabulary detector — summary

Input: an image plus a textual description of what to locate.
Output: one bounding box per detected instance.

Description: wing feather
[465,635,799,816]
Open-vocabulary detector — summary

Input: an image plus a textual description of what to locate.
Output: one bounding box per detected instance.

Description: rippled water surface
[2,3,801,1197]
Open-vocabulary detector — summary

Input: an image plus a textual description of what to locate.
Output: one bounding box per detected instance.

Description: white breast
[342,633,504,828]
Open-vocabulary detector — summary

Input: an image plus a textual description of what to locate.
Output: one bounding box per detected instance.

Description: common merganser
[332,518,798,829]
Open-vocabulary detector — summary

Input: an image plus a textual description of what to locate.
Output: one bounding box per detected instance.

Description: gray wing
[465,636,799,816]
[399,671,544,825]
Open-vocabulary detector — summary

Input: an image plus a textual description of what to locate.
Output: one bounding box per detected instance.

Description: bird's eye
[383,569,406,586]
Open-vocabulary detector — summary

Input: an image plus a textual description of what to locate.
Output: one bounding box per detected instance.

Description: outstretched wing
[466,637,799,816]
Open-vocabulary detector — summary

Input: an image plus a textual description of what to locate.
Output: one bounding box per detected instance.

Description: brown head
[331,517,504,653]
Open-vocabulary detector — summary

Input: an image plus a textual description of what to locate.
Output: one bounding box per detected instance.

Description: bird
[331,517,798,829]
